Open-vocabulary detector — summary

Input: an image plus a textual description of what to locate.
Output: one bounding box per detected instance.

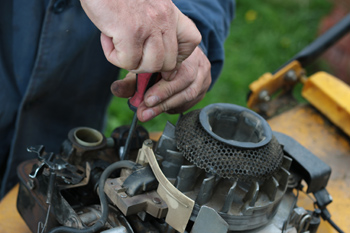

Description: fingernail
[146,96,159,107]
[142,109,155,121]
[111,81,118,93]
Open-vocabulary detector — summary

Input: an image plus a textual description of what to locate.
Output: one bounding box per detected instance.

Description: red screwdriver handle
[128,73,161,111]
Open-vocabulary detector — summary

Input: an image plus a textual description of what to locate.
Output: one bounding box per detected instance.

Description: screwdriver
[120,73,161,160]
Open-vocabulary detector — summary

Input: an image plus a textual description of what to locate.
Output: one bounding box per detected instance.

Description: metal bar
[274,13,350,73]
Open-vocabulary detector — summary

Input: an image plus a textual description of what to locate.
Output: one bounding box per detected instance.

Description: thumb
[110,72,137,98]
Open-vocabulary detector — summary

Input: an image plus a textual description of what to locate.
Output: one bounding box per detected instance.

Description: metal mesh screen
[175,110,284,182]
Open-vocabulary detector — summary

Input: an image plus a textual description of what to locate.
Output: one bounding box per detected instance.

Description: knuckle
[129,22,147,39]
[184,85,199,102]
[205,75,212,89]
[159,101,170,112]
[162,59,177,72]
[205,58,211,71]
[164,84,175,98]
[105,55,116,65]
[147,2,173,22]
[124,61,141,71]
[149,57,164,73]
[120,54,141,71]
[193,31,202,46]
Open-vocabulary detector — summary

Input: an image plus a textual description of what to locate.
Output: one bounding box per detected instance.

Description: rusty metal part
[75,205,134,232]
[302,71,350,137]
[175,105,284,181]
[26,145,90,188]
[17,159,78,233]
[248,60,305,112]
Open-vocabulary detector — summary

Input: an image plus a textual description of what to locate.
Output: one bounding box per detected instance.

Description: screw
[144,139,153,148]
[64,217,79,228]
[152,197,161,204]
[284,70,298,82]
[42,168,50,176]
[27,179,35,190]
[120,193,127,198]
[258,90,270,102]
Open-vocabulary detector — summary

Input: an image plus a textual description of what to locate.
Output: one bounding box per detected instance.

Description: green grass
[105,0,332,136]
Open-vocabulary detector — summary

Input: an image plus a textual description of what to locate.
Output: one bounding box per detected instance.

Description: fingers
[144,47,208,107]
[110,72,137,98]
[82,0,201,73]
[144,64,196,107]
[101,31,144,71]
[132,32,165,73]
[176,8,202,63]
[161,27,178,71]
[137,79,207,122]
[136,47,211,122]
[101,22,177,73]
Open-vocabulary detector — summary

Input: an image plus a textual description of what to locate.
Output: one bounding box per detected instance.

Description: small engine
[17,103,334,233]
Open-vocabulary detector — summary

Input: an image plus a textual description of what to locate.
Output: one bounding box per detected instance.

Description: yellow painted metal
[268,104,350,233]
[302,71,350,137]
[0,184,30,233]
[248,60,304,110]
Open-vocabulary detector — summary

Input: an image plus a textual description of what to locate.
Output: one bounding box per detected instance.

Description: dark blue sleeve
[173,0,235,89]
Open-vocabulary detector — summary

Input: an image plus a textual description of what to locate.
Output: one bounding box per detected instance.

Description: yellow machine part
[302,71,350,137]
[268,104,350,233]
[248,60,304,111]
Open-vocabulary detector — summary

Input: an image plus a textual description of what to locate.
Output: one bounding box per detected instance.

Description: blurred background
[105,0,350,135]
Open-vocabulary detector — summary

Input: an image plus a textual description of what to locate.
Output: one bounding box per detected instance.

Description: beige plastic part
[73,127,103,147]
[143,147,195,233]
[136,139,153,166]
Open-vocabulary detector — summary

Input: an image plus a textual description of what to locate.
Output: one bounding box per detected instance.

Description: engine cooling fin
[175,106,284,182]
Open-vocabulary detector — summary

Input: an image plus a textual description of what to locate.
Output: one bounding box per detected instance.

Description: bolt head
[120,193,127,198]
[26,179,35,190]
[144,139,153,147]
[284,70,298,82]
[258,90,270,102]
[152,197,161,204]
[64,217,79,228]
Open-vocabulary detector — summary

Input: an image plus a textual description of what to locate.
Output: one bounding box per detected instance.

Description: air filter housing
[175,103,283,182]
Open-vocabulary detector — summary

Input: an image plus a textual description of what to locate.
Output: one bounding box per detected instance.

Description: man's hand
[80,0,201,73]
[111,47,211,121]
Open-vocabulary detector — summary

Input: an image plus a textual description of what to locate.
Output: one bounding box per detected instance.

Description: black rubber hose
[48,160,136,233]
[325,216,344,233]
